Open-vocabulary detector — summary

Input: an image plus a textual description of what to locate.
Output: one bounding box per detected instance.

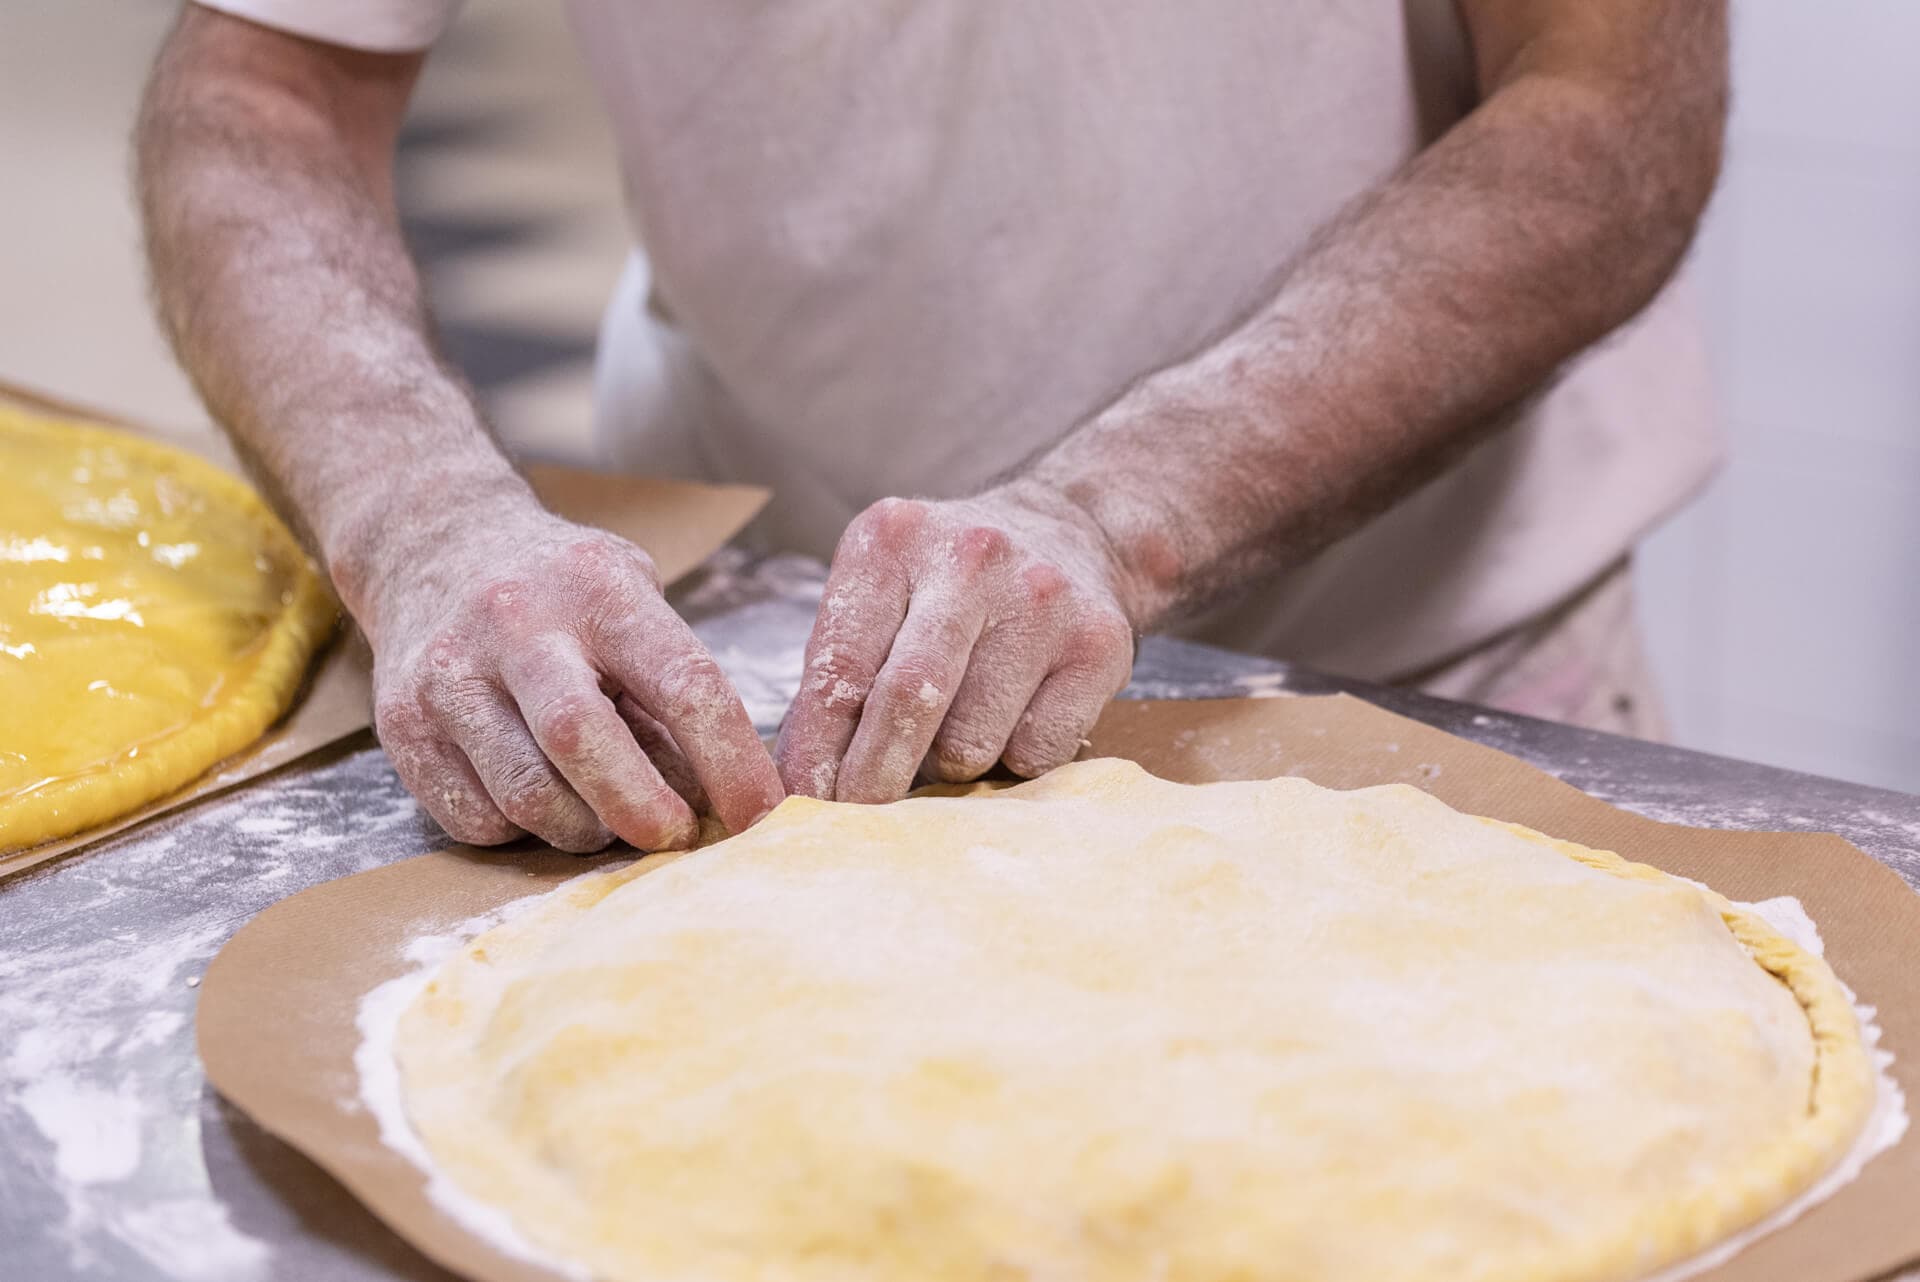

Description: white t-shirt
[201,0,1720,681]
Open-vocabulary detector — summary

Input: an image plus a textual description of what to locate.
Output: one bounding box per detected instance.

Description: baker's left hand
[775,481,1137,802]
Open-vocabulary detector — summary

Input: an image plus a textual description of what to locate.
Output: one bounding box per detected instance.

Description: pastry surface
[0,405,335,851]
[396,758,1874,1282]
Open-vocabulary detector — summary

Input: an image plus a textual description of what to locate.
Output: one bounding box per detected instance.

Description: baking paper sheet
[197,694,1920,1282]
[0,379,769,880]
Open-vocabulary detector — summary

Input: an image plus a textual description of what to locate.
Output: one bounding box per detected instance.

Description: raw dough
[0,405,335,851]
[396,758,1875,1282]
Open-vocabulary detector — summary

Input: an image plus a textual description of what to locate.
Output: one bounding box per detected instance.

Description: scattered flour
[355,901,593,1281]
[112,1197,271,1282]
[676,550,829,730]
[0,745,442,1277]
[673,549,827,616]
[704,640,806,728]
[1231,670,1291,699]
[0,915,268,1279]
[16,1079,145,1185]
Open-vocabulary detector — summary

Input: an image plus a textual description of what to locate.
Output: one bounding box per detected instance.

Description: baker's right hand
[358,502,782,853]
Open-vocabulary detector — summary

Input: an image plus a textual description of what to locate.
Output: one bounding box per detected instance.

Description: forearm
[135,23,529,629]
[131,11,786,846]
[1027,44,1724,631]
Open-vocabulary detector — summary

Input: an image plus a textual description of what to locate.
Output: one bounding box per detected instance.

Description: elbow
[1541,75,1728,335]
[1678,93,1728,221]
[1597,47,1730,321]
[1638,83,1727,282]
[1482,3,1729,332]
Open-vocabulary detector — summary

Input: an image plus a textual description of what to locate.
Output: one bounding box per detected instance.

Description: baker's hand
[362,501,782,853]
[775,481,1136,802]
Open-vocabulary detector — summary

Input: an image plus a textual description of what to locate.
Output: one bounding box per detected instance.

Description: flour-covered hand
[776,482,1137,803]
[363,499,782,853]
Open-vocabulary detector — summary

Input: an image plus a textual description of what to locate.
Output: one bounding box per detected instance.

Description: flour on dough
[393,759,1876,1282]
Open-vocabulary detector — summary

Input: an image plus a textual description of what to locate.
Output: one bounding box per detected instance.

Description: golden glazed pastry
[396,758,1875,1282]
[0,405,335,852]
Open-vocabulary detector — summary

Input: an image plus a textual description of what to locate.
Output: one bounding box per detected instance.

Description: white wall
[1638,2,1920,791]
[0,2,208,432]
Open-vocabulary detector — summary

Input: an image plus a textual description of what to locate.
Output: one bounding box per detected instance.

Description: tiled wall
[1637,1,1920,791]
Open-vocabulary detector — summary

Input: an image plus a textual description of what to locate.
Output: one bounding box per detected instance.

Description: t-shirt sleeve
[191,0,464,53]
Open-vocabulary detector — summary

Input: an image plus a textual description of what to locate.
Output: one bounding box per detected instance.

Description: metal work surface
[3,553,1917,1282]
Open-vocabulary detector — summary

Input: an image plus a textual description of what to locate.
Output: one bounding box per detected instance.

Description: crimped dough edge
[1477,815,1876,1282]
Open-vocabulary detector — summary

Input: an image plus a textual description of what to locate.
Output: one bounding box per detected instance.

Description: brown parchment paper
[197,694,1920,1282]
[0,379,769,880]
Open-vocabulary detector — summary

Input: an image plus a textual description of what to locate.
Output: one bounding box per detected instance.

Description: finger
[384,727,523,849]
[598,598,784,835]
[412,740,523,847]
[376,690,521,845]
[502,636,700,851]
[1002,625,1133,778]
[775,504,920,798]
[836,595,987,803]
[613,692,708,812]
[431,691,613,854]
[923,621,1054,783]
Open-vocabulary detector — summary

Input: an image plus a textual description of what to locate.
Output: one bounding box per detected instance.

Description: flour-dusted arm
[138,5,783,851]
[777,0,1728,802]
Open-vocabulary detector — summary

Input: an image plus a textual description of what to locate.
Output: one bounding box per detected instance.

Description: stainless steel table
[4,553,1917,1282]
